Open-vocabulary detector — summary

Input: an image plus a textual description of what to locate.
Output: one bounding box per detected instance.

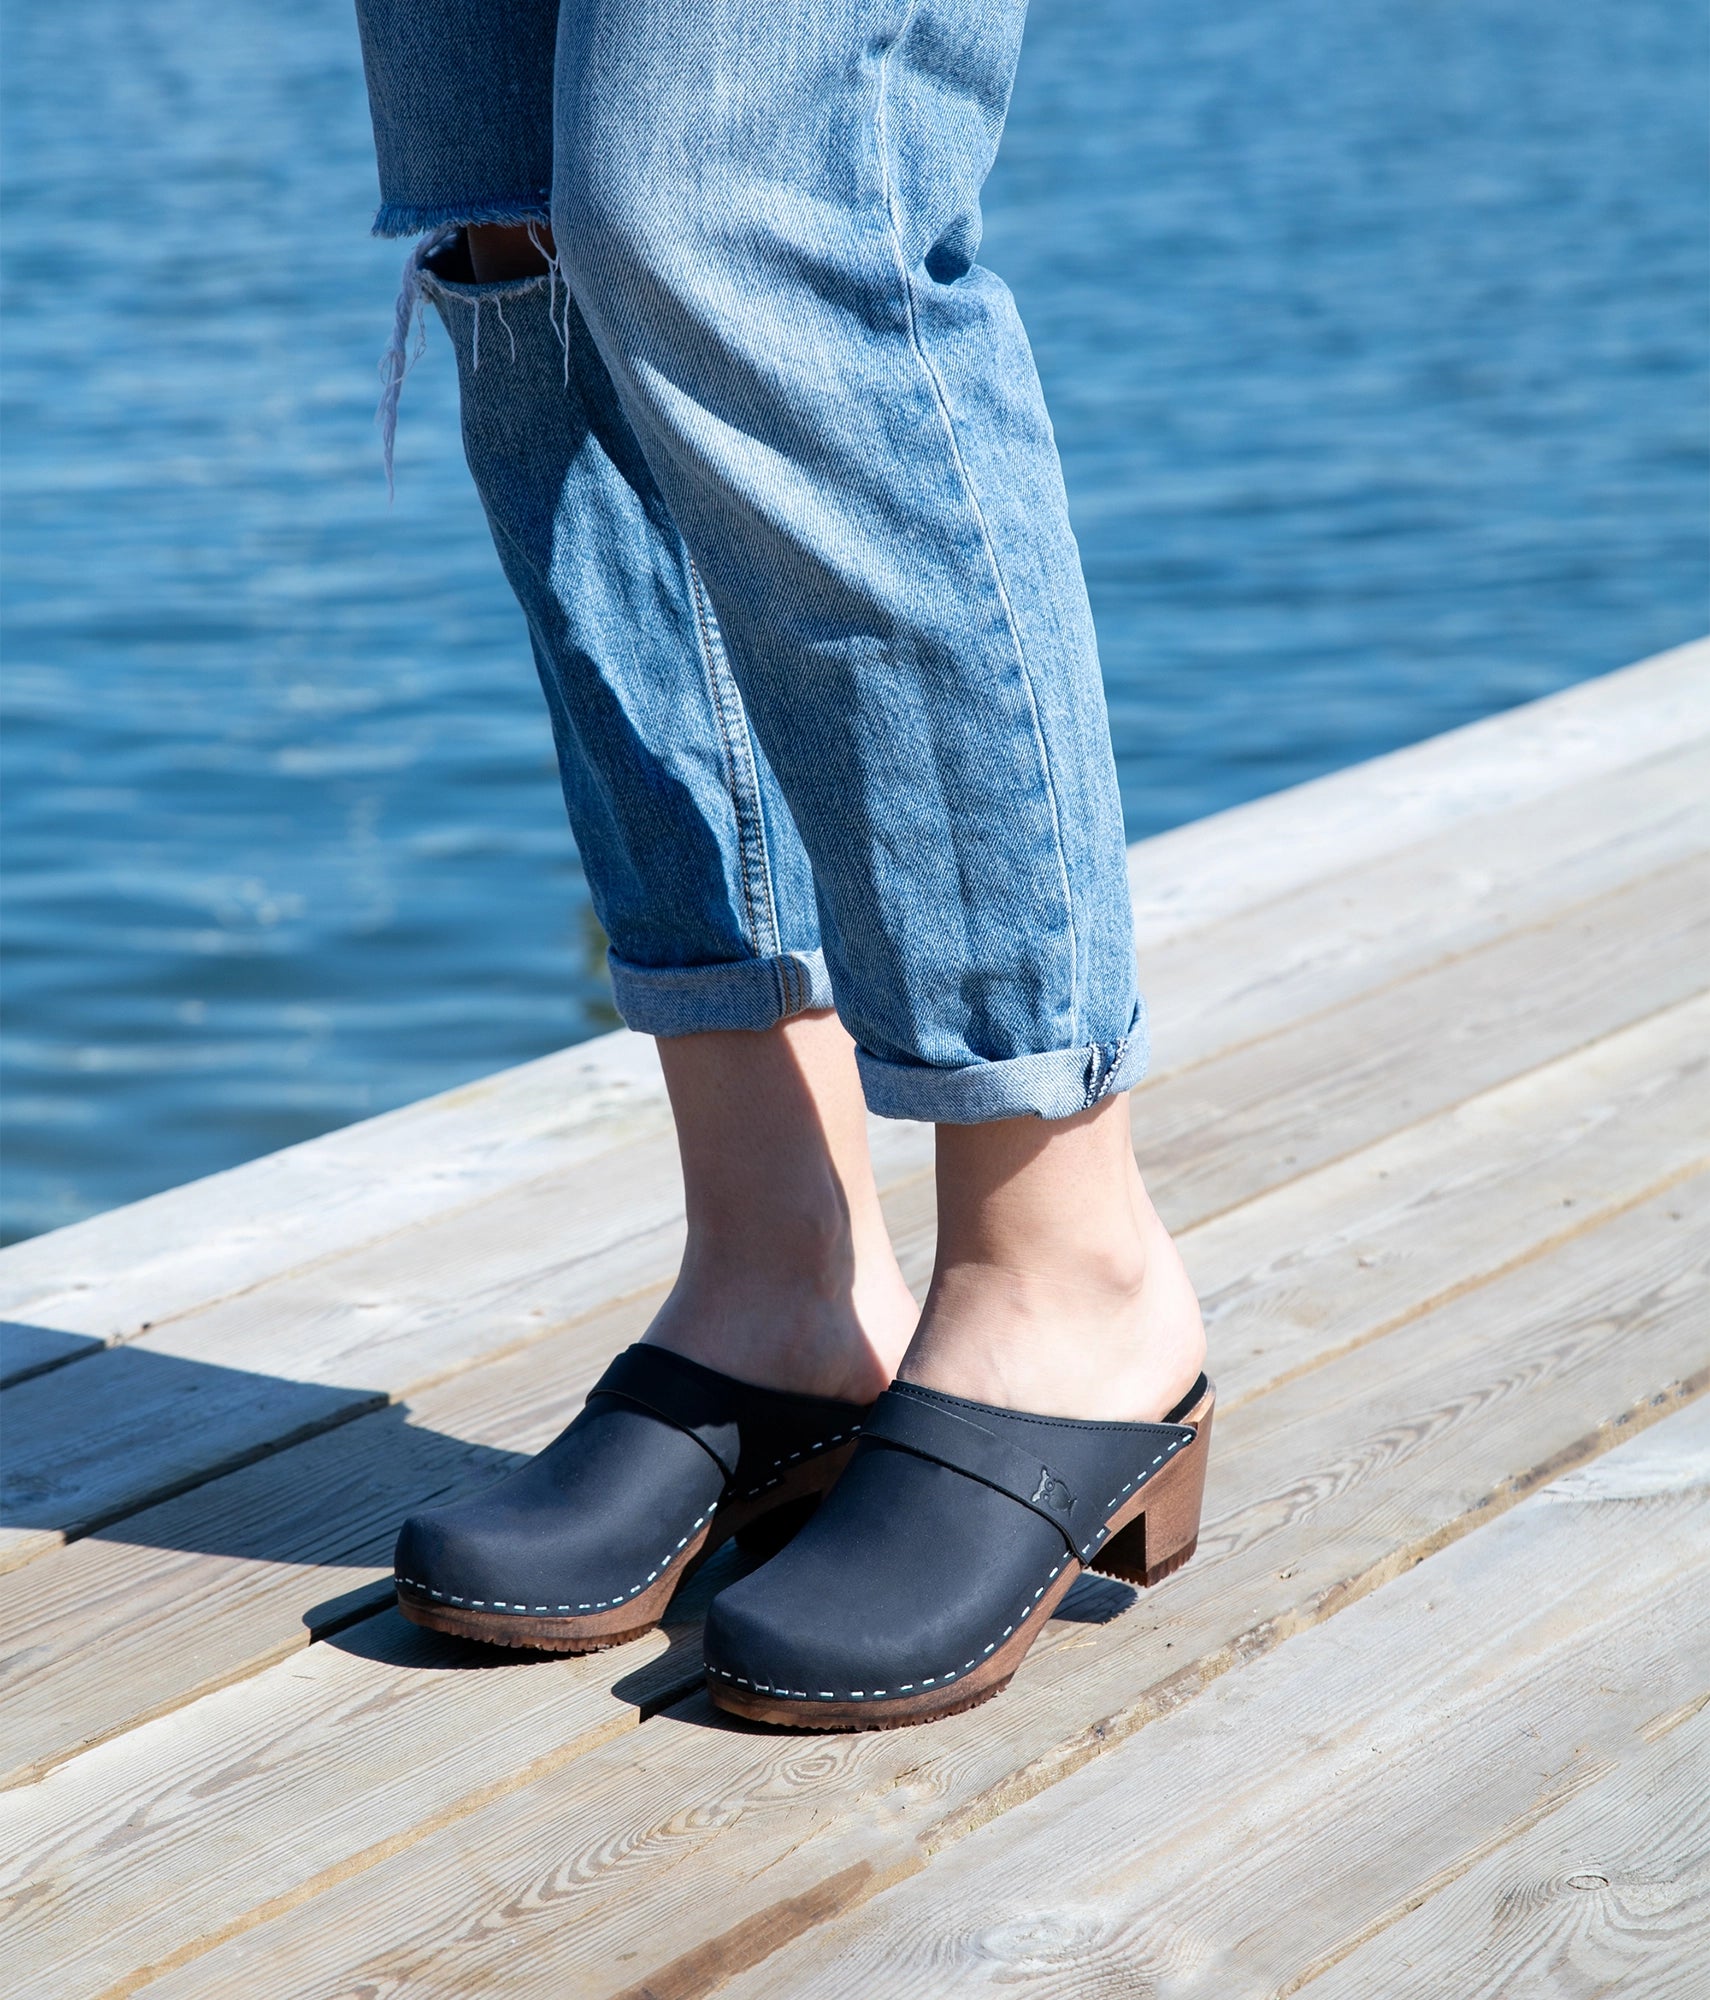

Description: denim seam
[1083,1033,1128,1109]
[685,552,785,975]
[872,5,1082,1048]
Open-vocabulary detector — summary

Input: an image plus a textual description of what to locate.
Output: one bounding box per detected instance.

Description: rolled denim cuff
[855,1005,1149,1124]
[609,948,835,1037]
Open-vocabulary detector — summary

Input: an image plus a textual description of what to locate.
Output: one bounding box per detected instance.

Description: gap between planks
[3,652,1696,1984]
[705,1401,1710,2000]
[1293,1702,1710,2000]
[12,717,1710,1390]
[1123,636,1710,945]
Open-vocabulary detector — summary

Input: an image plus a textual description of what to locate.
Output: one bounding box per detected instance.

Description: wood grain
[9,975,1701,1785]
[1133,735,1710,1078]
[1298,1705,1710,2000]
[0,1031,673,1366]
[40,1179,1704,2000]
[1182,993,1709,1405]
[4,652,1706,2000]
[0,1310,633,1785]
[712,1403,1710,1999]
[1129,850,1710,1230]
[0,1134,685,1566]
[2,1575,746,2000]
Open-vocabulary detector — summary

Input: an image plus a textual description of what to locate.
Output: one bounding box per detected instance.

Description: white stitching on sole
[735,1428,860,1502]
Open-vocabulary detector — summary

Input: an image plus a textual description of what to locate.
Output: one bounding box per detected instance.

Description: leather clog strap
[860,1383,1098,1558]
[587,1346,743,1481]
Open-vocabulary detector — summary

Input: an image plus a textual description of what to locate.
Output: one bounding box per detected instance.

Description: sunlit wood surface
[5,639,1706,1999]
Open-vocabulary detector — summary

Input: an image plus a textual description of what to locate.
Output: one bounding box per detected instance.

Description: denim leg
[551,0,1145,1122]
[354,0,557,237]
[355,0,830,1034]
[417,256,831,1033]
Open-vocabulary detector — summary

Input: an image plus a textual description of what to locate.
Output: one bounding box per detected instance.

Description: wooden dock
[4,640,1707,1998]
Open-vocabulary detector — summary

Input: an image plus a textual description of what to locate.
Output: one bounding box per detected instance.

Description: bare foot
[645,1250,916,1407]
[898,1100,1206,1424]
[639,1012,917,1405]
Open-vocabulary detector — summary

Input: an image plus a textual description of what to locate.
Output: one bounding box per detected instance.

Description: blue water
[2,0,1704,1243]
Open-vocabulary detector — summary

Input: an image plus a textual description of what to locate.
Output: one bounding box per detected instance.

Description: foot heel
[1091,1385,1214,1587]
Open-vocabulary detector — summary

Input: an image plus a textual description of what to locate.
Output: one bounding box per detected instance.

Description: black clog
[703,1372,1214,1727]
[393,1344,868,1652]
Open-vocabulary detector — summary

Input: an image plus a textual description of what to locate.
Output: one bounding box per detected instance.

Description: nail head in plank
[1296,1704,1710,2000]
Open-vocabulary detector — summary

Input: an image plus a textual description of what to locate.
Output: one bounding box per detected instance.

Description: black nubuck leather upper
[702,1375,1207,1706]
[393,1345,868,1622]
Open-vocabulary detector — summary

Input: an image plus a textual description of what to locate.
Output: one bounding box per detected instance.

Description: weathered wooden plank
[1126,636,1709,950]
[0,1131,692,1573]
[1,1567,746,2000]
[1298,1705,1710,2000]
[0,1323,107,1392]
[1182,993,1708,1404]
[8,985,1702,1783]
[6,642,1697,1368]
[26,1179,1705,2000]
[0,1285,659,1787]
[1133,851,1709,1230]
[3,742,1702,1578]
[713,1405,1710,2000]
[1134,735,1709,1075]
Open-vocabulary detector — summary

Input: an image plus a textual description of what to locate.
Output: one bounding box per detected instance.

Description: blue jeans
[355,0,1144,1121]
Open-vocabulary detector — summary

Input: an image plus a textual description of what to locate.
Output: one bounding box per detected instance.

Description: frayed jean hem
[372,195,551,239]
[855,1005,1148,1124]
[609,947,835,1037]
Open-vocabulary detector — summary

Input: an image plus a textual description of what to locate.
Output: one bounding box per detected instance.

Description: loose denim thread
[524,219,576,383]
[379,228,536,489]
[371,197,551,242]
[377,225,458,496]
[1083,1034,1129,1108]
[355,0,1144,1114]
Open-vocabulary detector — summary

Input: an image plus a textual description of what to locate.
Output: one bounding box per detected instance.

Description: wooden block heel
[1089,1382,1214,1588]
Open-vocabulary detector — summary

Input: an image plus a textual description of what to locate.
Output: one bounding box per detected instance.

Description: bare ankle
[465,221,556,283]
[643,1012,918,1401]
[903,1096,1205,1421]
[646,1265,915,1405]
